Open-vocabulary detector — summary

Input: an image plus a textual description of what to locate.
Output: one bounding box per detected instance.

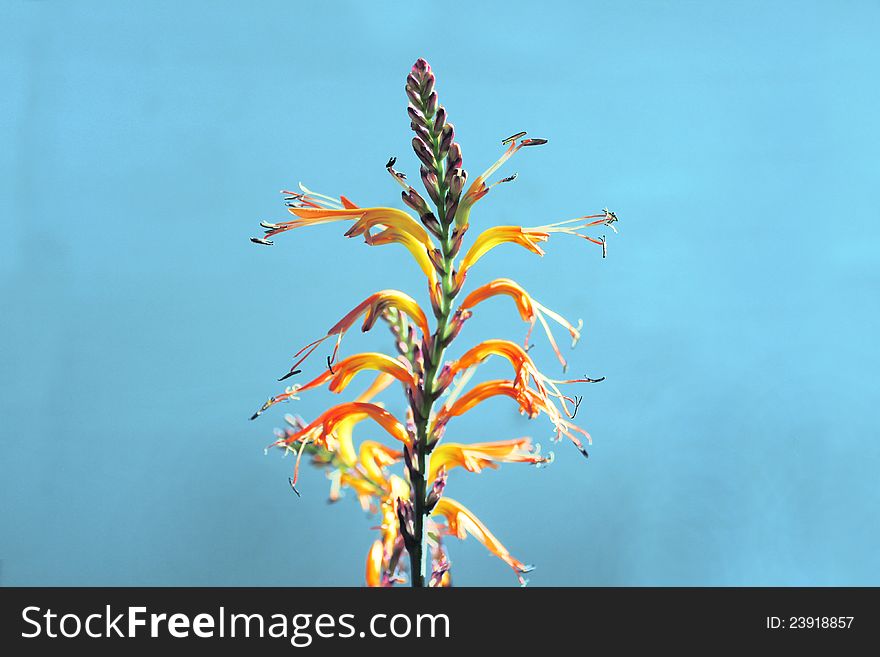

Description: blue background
[1,0,878,586]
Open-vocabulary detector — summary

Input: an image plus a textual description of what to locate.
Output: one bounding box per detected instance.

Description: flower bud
[433,106,447,133]
[412,137,435,168]
[401,188,430,217]
[407,105,426,127]
[439,123,455,157]
[424,467,447,513]
[425,91,438,118]
[445,142,462,170]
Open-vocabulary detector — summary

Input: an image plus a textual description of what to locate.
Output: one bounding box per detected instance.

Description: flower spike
[250,58,617,587]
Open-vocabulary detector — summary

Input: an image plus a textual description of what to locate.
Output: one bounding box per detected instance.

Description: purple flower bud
[427,248,446,274]
[407,105,426,127]
[406,85,421,107]
[424,467,447,513]
[406,73,420,93]
[412,58,430,73]
[444,196,458,224]
[425,91,438,117]
[411,121,432,147]
[412,137,435,168]
[421,212,442,237]
[433,106,447,133]
[439,123,455,157]
[420,166,440,205]
[446,309,473,342]
[401,188,430,217]
[446,142,462,170]
[449,224,468,257]
[447,169,465,197]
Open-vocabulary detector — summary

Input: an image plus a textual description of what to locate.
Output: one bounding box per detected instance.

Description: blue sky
[1,0,878,586]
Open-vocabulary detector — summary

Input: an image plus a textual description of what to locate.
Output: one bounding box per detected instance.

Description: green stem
[409,129,455,588]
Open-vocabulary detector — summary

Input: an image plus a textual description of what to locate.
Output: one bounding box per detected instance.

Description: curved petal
[432,498,532,584]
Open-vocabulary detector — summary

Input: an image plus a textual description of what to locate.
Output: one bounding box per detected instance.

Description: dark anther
[583,375,606,383]
[525,343,535,352]
[571,395,583,419]
[502,131,527,145]
[260,221,279,230]
[520,138,548,147]
[277,369,302,382]
[326,355,335,374]
[250,237,274,246]
[498,173,518,184]
[288,477,301,498]
[386,156,397,169]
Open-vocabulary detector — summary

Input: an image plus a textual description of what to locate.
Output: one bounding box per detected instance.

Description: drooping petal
[458,226,549,276]
[366,540,384,587]
[277,402,412,450]
[428,438,550,481]
[432,497,532,585]
[277,290,430,380]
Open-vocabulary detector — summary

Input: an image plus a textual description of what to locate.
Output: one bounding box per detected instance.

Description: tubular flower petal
[456,214,617,286]
[363,225,440,288]
[435,380,591,457]
[275,402,412,451]
[358,441,403,484]
[432,498,533,585]
[366,540,384,587]
[428,438,550,481]
[458,226,549,275]
[277,290,430,380]
[336,373,396,467]
[253,354,415,419]
[459,278,583,370]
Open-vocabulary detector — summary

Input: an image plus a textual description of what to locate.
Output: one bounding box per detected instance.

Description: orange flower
[459,278,583,370]
[276,402,411,451]
[456,214,615,287]
[432,497,533,586]
[365,539,384,587]
[277,290,430,380]
[251,353,415,420]
[428,438,550,481]
[435,379,591,457]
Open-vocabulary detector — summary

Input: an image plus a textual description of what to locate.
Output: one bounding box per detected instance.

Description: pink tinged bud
[424,467,447,513]
[434,364,454,392]
[446,309,472,342]
[433,106,447,133]
[397,499,416,549]
[412,58,430,73]
[421,212,442,237]
[426,423,445,450]
[421,71,435,95]
[402,188,430,217]
[412,137,435,168]
[428,247,445,274]
[411,121,432,147]
[425,91,438,117]
[444,196,458,224]
[447,168,466,196]
[439,123,455,156]
[406,85,421,107]
[430,282,444,317]
[445,142,462,170]
[407,105,426,127]
[406,74,420,93]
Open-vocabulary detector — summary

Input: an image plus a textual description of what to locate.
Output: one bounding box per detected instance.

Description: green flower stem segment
[403,58,467,587]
